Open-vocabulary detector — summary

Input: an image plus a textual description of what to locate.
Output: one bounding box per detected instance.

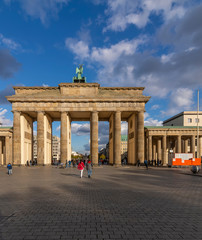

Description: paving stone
[0,166,202,240]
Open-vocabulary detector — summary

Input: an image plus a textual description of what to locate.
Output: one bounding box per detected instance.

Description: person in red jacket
[78,161,84,178]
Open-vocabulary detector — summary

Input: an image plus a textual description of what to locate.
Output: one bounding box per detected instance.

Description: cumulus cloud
[102,0,187,32]
[0,85,15,104]
[65,38,90,59]
[4,0,69,25]
[65,2,202,110]
[165,88,194,116]
[0,108,13,126]
[0,49,21,79]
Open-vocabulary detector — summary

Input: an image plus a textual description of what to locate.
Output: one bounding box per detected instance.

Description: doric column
[157,138,161,160]
[148,135,152,161]
[0,138,2,165]
[68,119,72,162]
[37,111,45,165]
[177,135,181,153]
[137,111,144,163]
[162,135,167,165]
[184,139,188,153]
[13,111,21,165]
[5,136,10,165]
[109,113,114,165]
[191,135,195,157]
[152,141,156,160]
[199,136,202,159]
[91,111,98,165]
[114,111,121,166]
[60,112,70,164]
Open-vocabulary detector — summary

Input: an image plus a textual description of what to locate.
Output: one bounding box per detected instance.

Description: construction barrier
[172,158,201,166]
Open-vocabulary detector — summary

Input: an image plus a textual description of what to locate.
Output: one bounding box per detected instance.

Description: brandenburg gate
[7,82,150,166]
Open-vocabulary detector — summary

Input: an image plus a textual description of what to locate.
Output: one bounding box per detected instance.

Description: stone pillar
[114,111,121,166]
[157,138,161,160]
[91,111,98,165]
[148,136,152,161]
[68,119,72,162]
[191,135,195,157]
[0,138,2,165]
[137,111,144,163]
[162,135,167,166]
[13,111,21,165]
[109,113,114,165]
[60,112,70,164]
[184,139,188,153]
[177,135,181,153]
[152,141,156,160]
[199,136,202,159]
[5,136,10,165]
[37,111,45,165]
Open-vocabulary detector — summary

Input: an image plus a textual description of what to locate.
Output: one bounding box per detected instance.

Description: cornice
[6,96,150,103]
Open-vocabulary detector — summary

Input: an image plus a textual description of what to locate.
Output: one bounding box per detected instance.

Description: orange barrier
[172,158,201,166]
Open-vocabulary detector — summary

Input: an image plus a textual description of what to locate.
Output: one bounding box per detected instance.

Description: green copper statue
[73,64,86,83]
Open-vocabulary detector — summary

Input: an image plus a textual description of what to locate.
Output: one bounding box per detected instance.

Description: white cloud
[42,83,49,87]
[103,0,187,32]
[0,34,21,51]
[0,108,13,126]
[144,113,163,126]
[166,88,194,116]
[65,38,90,59]
[4,0,69,25]
[71,123,90,136]
[151,104,160,110]
[121,121,128,135]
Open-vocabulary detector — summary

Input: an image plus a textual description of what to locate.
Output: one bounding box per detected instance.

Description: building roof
[145,126,202,129]
[121,135,128,141]
[163,111,202,124]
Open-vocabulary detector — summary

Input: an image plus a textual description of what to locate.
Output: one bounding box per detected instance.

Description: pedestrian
[26,160,29,166]
[7,163,12,175]
[86,159,92,178]
[137,159,140,167]
[77,161,84,178]
[65,160,68,168]
[68,160,71,167]
[30,160,32,166]
[144,159,148,170]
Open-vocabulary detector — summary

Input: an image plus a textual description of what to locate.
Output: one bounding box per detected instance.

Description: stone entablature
[145,126,202,165]
[145,126,202,136]
[6,82,150,166]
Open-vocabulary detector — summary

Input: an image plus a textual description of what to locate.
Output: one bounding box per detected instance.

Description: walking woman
[77,161,84,178]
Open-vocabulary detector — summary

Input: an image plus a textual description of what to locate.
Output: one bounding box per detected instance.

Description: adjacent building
[121,135,128,154]
[163,111,202,127]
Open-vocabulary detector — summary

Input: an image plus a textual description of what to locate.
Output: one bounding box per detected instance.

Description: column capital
[12,110,21,114]
[37,111,45,115]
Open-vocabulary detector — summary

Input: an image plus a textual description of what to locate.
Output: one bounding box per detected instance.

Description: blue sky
[0,0,202,153]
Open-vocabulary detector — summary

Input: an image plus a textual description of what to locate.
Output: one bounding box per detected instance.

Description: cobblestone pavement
[0,165,202,240]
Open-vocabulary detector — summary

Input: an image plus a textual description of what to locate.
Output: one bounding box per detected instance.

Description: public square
[0,166,202,240]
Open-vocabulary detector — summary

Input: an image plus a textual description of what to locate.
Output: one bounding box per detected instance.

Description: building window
[195,118,199,123]
[188,118,192,123]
